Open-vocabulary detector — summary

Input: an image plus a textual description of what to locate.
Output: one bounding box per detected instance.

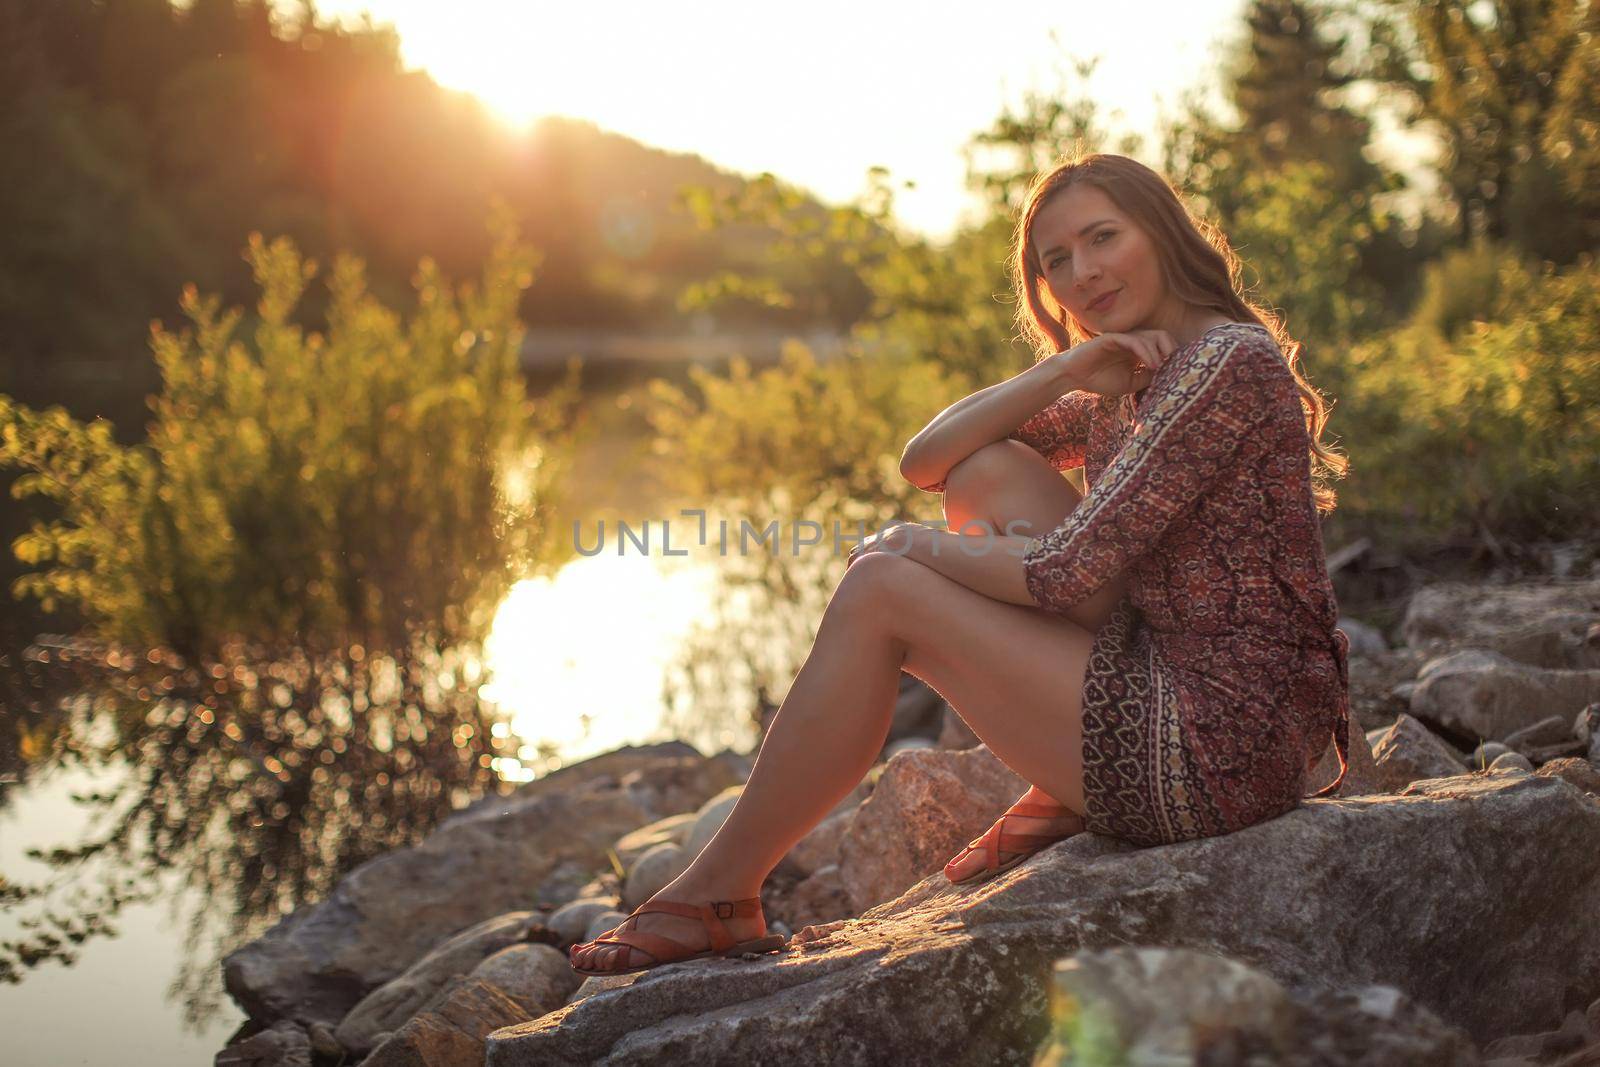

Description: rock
[567,972,636,1006]
[837,744,1027,914]
[582,911,628,942]
[225,744,737,1030]
[1324,537,1372,573]
[887,674,946,743]
[306,1023,342,1060]
[1306,714,1383,796]
[682,785,743,860]
[1400,579,1600,669]
[365,976,530,1067]
[1292,984,1485,1066]
[1339,615,1390,656]
[1502,714,1576,753]
[1522,739,1591,765]
[780,810,855,880]
[615,754,745,822]
[214,1020,312,1066]
[1350,648,1434,732]
[450,741,704,823]
[1489,751,1535,774]
[487,772,1600,1064]
[621,842,689,911]
[775,863,854,931]
[706,746,756,783]
[1577,704,1599,745]
[1410,649,1600,744]
[546,900,617,948]
[468,943,581,1018]
[1039,947,1295,1065]
[1536,758,1600,799]
[334,912,545,1055]
[1482,1006,1599,1062]
[1035,946,1481,1067]
[1581,704,1600,765]
[936,705,980,749]
[1368,714,1472,792]
[611,813,694,869]
[880,736,936,761]
[570,873,619,902]
[1473,742,1511,768]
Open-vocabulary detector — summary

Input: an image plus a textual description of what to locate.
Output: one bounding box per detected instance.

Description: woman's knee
[943,439,1035,500]
[943,440,1047,532]
[944,441,1080,533]
[829,551,924,622]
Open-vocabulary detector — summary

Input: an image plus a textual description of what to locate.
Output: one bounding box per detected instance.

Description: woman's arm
[1019,330,1286,614]
[847,521,1037,605]
[899,352,1086,493]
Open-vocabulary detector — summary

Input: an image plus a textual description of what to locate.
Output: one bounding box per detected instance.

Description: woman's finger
[1135,338,1158,376]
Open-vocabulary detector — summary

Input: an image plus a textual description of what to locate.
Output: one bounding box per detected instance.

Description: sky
[298,0,1435,240]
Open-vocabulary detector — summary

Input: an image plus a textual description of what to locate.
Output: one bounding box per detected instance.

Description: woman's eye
[1048,256,1065,270]
[1096,230,1113,243]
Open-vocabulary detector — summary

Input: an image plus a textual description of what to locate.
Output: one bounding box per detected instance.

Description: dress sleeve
[1019,329,1284,614]
[913,390,1097,494]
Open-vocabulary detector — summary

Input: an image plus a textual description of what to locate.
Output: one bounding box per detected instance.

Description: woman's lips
[1088,289,1121,312]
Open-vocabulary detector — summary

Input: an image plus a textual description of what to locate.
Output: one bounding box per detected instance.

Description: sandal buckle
[711,901,736,919]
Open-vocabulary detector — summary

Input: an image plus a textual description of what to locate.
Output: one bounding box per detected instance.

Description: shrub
[1,212,580,660]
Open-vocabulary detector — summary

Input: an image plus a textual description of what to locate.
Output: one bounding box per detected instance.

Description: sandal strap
[1006,799,1078,819]
[596,896,765,961]
[589,927,684,968]
[970,808,1082,870]
[701,897,762,949]
[996,829,1073,850]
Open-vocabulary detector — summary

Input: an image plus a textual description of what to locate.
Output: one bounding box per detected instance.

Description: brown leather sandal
[944,799,1085,886]
[567,896,788,977]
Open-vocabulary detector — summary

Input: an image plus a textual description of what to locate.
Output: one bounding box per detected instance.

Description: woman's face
[1031,183,1167,336]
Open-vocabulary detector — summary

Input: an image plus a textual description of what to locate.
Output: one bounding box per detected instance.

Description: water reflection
[0,635,512,1030]
[481,551,722,780]
[0,525,841,1047]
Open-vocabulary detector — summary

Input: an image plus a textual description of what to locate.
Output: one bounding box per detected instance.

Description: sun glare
[480,551,720,781]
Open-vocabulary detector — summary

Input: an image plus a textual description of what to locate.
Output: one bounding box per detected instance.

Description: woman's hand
[846,520,922,569]
[1057,329,1177,398]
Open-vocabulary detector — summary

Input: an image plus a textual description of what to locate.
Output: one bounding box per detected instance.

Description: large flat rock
[487,772,1600,1065]
[1402,580,1600,670]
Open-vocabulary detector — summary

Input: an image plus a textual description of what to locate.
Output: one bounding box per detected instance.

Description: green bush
[1,212,580,660]
[1407,239,1540,345]
[644,340,956,515]
[1331,253,1600,548]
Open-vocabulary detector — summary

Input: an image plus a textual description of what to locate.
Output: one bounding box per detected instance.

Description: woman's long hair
[1009,152,1348,513]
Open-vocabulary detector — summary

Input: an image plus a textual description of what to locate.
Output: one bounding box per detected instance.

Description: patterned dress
[931,321,1351,846]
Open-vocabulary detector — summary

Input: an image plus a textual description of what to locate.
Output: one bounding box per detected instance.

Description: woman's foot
[568,881,770,973]
[943,787,1085,883]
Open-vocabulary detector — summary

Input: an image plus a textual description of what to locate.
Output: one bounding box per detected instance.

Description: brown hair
[1009,152,1347,513]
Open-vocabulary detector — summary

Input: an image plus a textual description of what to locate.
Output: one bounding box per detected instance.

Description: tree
[1354,0,1599,260]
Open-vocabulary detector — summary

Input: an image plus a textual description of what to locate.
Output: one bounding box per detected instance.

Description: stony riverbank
[217,577,1600,1066]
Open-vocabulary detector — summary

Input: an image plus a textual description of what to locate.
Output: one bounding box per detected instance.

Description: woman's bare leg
[937,441,1129,881]
[940,440,1129,638]
[573,442,1129,968]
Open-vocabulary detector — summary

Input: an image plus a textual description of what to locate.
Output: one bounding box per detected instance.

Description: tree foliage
[1,209,580,660]
[1355,0,1600,260]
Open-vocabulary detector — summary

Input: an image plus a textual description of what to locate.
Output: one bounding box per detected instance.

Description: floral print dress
[935,321,1351,846]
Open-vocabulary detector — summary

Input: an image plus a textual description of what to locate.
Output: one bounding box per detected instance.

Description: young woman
[569,153,1352,976]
